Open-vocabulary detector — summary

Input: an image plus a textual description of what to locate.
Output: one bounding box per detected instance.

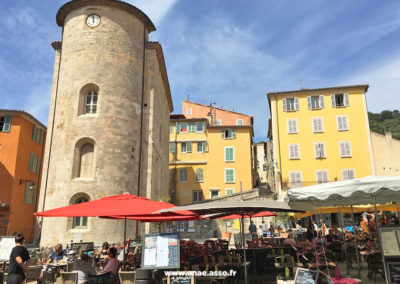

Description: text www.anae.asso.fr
[164,269,237,277]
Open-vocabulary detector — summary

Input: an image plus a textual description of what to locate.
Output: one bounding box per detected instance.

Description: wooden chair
[60,272,78,284]
[118,271,136,284]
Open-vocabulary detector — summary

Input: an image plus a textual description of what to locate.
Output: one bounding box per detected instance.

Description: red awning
[216,211,277,219]
[35,193,197,221]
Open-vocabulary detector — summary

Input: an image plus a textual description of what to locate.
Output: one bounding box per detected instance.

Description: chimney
[207,111,212,125]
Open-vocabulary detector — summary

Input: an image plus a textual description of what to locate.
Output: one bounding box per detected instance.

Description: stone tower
[37,0,173,246]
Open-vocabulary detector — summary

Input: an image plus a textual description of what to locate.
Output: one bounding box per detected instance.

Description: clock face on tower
[86,14,100,28]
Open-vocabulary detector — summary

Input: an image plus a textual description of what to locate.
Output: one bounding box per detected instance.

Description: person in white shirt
[72,254,96,284]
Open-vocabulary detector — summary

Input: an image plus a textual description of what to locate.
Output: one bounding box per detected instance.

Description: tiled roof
[183,100,253,117]
[267,84,369,96]
[0,109,47,129]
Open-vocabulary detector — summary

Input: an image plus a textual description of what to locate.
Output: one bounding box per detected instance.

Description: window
[331,93,349,107]
[28,152,41,174]
[221,129,236,139]
[215,119,221,125]
[307,95,325,109]
[289,171,302,188]
[339,141,352,157]
[181,142,192,153]
[283,97,299,111]
[342,169,355,180]
[210,189,220,199]
[73,197,88,228]
[224,147,234,162]
[236,119,243,126]
[179,168,187,182]
[314,142,326,159]
[32,125,44,144]
[225,169,235,183]
[193,191,203,203]
[312,118,324,133]
[169,142,176,153]
[288,144,300,159]
[188,122,196,132]
[0,115,12,132]
[24,183,37,205]
[196,168,203,182]
[263,164,267,171]
[316,170,329,184]
[179,122,188,133]
[197,141,207,153]
[84,90,97,114]
[226,188,234,195]
[169,123,174,133]
[337,116,349,131]
[79,144,94,177]
[287,119,298,134]
[196,122,204,132]
[186,108,192,115]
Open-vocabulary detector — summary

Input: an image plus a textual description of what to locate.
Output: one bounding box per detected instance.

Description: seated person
[38,244,66,283]
[72,253,96,284]
[325,229,337,243]
[103,247,119,276]
[282,233,296,247]
[257,226,264,239]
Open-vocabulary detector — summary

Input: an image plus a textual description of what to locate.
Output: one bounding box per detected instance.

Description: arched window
[85,91,97,114]
[79,143,94,177]
[72,196,89,229]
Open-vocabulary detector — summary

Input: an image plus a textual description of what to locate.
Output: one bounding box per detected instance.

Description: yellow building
[267,85,375,198]
[169,102,254,205]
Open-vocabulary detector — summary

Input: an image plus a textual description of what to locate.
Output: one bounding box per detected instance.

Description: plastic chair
[118,271,136,284]
[60,272,78,284]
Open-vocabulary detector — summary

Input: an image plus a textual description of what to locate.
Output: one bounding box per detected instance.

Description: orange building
[0,110,46,242]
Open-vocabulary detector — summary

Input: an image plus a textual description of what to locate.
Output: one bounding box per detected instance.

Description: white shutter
[339,142,345,157]
[317,171,323,183]
[344,93,349,106]
[314,144,319,158]
[288,120,292,133]
[345,142,351,156]
[296,172,301,184]
[319,95,325,108]
[318,119,323,132]
[331,94,336,107]
[294,97,299,110]
[293,120,298,133]
[348,169,355,179]
[283,98,287,111]
[320,143,325,157]
[337,116,343,130]
[342,116,348,130]
[307,96,311,109]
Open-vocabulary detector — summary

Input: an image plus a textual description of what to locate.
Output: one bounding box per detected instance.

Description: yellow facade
[169,118,253,205]
[268,85,374,197]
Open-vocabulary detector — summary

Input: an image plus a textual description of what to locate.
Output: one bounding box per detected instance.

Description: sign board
[141,233,180,269]
[380,226,400,257]
[317,271,333,284]
[387,262,400,284]
[0,236,15,262]
[294,268,318,284]
[167,274,195,284]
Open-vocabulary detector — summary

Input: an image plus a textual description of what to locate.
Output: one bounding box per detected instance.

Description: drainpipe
[274,94,283,190]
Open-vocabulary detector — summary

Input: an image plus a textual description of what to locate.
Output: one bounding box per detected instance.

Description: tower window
[85,91,97,114]
[79,143,94,177]
[72,196,89,229]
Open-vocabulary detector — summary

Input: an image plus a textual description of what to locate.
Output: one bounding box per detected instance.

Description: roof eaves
[0,109,47,129]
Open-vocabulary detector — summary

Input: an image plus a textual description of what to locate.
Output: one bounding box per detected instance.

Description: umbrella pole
[241,211,248,284]
[339,206,349,278]
[319,205,330,277]
[396,202,400,218]
[122,216,127,271]
[373,196,388,281]
[350,205,361,279]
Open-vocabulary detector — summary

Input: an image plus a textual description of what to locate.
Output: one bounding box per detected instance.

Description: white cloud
[346,55,400,113]
[126,0,177,26]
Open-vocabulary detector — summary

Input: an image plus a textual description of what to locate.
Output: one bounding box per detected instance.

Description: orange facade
[0,110,46,242]
[182,101,253,126]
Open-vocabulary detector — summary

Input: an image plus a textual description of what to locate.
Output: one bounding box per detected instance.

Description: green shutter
[36,155,41,174]
[24,184,30,204]
[221,129,225,138]
[39,130,44,145]
[32,125,37,141]
[187,142,192,153]
[28,152,34,172]
[3,115,11,132]
[232,129,236,138]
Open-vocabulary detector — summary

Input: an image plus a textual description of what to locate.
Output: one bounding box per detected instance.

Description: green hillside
[368,110,400,140]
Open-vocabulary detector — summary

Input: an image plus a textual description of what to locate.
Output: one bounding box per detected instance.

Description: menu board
[69,242,94,253]
[141,233,180,269]
[0,236,15,261]
[387,262,400,284]
[380,226,400,257]
[294,268,318,284]
[167,274,195,284]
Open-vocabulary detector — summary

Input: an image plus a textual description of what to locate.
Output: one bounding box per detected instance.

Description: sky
[1,1,400,141]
